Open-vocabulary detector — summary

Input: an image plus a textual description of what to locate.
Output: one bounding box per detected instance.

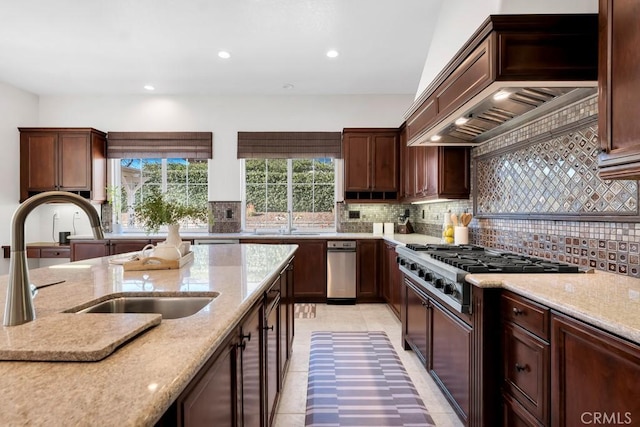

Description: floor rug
[295,303,316,319]
[305,331,435,427]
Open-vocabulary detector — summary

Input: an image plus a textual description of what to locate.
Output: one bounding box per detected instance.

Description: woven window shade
[237,131,342,159]
[107,132,212,159]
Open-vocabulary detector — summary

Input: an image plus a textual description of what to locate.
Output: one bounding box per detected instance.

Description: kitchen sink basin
[73,295,217,319]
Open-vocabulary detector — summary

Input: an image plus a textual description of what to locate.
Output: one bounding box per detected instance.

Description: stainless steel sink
[73,295,217,319]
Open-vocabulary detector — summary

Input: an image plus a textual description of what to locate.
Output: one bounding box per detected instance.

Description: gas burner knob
[409,263,417,271]
[418,269,426,278]
[434,278,444,288]
[443,283,454,295]
[398,258,406,266]
[423,271,433,281]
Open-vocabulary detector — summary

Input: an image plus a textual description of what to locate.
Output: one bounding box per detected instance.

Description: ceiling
[0,0,443,96]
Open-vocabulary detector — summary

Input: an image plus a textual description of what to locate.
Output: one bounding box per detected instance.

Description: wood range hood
[404,14,598,147]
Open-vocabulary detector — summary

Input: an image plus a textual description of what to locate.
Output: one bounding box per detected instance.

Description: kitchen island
[0,243,297,426]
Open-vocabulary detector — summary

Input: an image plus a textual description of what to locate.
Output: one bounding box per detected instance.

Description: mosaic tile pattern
[337,202,413,233]
[476,124,638,215]
[208,201,242,233]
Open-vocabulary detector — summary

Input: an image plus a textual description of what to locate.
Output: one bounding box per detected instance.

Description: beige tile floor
[274,303,465,427]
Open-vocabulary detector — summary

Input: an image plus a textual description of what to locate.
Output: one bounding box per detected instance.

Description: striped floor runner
[305,331,435,427]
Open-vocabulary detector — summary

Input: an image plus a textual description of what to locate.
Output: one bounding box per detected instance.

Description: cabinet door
[503,323,549,424]
[240,305,262,427]
[551,313,640,427]
[343,133,372,191]
[383,242,401,318]
[371,133,398,191]
[404,280,429,366]
[180,340,237,427]
[356,240,379,302]
[291,240,326,302]
[597,0,640,179]
[265,302,280,426]
[110,240,151,256]
[58,132,90,190]
[21,132,57,193]
[430,299,471,421]
[70,241,110,261]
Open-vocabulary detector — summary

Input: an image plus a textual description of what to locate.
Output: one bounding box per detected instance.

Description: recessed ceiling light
[218,51,231,59]
[326,50,339,58]
[282,83,295,90]
[454,117,469,126]
[430,135,442,142]
[493,90,510,101]
[143,85,155,91]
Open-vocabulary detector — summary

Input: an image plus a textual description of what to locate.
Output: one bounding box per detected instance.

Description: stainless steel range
[396,244,582,314]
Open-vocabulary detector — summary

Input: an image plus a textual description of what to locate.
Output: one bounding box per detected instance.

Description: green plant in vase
[133,190,208,246]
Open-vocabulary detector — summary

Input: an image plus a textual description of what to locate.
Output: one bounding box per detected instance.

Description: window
[112,158,208,231]
[244,158,336,232]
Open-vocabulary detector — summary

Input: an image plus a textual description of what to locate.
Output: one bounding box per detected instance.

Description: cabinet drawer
[502,392,545,427]
[503,322,549,424]
[40,248,71,258]
[501,292,549,340]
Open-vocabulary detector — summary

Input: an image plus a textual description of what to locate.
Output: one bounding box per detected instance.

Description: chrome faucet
[3,191,105,326]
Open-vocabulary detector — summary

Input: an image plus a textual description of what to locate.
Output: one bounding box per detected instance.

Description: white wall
[37,94,413,201]
[0,82,39,274]
[414,0,598,98]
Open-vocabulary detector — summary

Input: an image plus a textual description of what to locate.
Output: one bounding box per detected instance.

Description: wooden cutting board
[0,313,161,362]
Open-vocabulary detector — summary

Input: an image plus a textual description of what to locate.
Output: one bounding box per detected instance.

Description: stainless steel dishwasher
[326,240,357,304]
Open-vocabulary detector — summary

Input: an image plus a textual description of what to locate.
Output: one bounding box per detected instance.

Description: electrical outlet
[348,210,360,219]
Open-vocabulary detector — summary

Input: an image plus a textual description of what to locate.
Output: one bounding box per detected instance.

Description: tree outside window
[244,158,335,231]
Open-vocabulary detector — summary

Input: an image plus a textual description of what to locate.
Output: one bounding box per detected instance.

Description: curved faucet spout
[3,191,105,326]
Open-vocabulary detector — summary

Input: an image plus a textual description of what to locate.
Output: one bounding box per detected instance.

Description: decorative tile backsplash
[475,121,638,216]
[208,201,241,233]
[411,95,640,277]
[336,202,413,233]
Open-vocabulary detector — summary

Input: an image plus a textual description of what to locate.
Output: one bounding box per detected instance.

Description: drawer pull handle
[512,307,524,316]
[264,325,274,331]
[515,363,528,372]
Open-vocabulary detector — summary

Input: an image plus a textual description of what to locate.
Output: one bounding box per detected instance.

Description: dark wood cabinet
[402,146,470,202]
[167,258,294,427]
[356,239,380,302]
[343,128,399,202]
[551,312,640,427]
[290,240,326,302]
[501,292,550,426]
[239,305,262,427]
[382,241,402,318]
[403,278,429,366]
[179,334,238,427]
[70,240,110,261]
[19,128,107,202]
[597,0,640,179]
[430,298,472,422]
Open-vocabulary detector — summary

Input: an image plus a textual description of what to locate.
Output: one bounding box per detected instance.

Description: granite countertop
[0,244,297,426]
[466,271,640,344]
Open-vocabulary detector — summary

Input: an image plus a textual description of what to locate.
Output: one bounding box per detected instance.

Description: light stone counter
[0,243,297,426]
[466,271,640,344]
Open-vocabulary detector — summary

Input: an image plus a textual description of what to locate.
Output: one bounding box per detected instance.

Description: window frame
[109,158,209,233]
[241,158,338,233]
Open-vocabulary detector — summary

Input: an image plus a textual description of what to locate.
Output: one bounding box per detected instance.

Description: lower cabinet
[179,334,239,427]
[403,279,429,365]
[162,259,294,427]
[382,241,402,318]
[356,239,380,302]
[551,313,640,427]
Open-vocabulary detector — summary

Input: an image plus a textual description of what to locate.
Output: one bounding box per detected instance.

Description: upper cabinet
[597,0,640,179]
[343,128,399,202]
[19,128,107,203]
[402,145,470,203]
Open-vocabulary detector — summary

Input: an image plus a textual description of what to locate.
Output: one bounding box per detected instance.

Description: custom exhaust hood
[404,14,598,146]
